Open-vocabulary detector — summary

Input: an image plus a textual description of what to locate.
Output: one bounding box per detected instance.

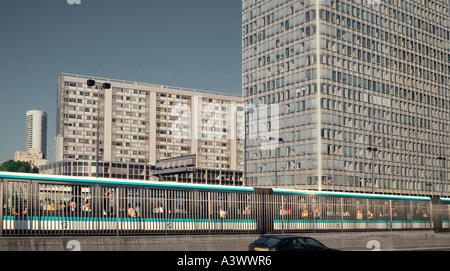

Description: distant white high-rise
[26,110,48,159]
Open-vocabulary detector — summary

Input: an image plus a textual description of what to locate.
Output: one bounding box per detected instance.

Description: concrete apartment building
[14,149,47,168]
[242,0,449,197]
[47,73,244,184]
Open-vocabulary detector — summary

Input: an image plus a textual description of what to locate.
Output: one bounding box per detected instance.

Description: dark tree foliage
[0,160,39,174]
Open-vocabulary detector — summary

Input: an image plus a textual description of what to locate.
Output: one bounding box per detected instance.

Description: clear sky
[0,0,242,163]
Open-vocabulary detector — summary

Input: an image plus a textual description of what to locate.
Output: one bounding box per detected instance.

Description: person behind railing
[59,201,68,216]
[279,205,288,216]
[127,204,136,218]
[41,199,48,212]
[242,205,251,216]
[391,207,398,217]
[210,207,226,219]
[327,209,334,217]
[135,203,141,218]
[378,210,384,218]
[11,205,26,217]
[39,200,45,213]
[101,197,107,216]
[301,208,309,219]
[314,207,321,218]
[21,201,29,217]
[47,200,56,216]
[285,205,292,216]
[413,209,420,220]
[367,210,373,220]
[84,200,91,213]
[356,209,363,220]
[105,190,115,217]
[70,200,77,213]
[219,207,226,219]
[153,204,164,215]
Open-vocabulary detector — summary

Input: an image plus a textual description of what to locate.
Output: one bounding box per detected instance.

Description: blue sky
[0,0,242,163]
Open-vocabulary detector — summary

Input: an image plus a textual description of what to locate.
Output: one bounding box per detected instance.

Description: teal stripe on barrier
[273,219,391,224]
[272,189,431,201]
[273,219,431,224]
[0,172,254,193]
[3,216,256,224]
[3,216,429,225]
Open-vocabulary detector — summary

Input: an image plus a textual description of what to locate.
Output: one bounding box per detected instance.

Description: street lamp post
[87,79,111,177]
[270,137,283,188]
[437,157,447,196]
[367,147,378,194]
[236,106,254,187]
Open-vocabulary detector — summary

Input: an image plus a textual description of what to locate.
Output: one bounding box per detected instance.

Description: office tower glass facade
[242,0,450,196]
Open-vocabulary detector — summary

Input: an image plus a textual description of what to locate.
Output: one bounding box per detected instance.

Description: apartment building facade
[55,73,244,175]
[242,0,450,196]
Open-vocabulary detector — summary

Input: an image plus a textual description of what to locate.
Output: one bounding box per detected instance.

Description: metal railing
[1,181,258,236]
[1,179,448,236]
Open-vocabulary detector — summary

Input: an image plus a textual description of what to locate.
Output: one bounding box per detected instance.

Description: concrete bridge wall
[1,231,450,251]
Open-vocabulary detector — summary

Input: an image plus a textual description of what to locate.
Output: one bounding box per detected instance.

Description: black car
[248,236,338,251]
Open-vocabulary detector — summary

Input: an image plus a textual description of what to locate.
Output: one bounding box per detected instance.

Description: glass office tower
[242,0,450,197]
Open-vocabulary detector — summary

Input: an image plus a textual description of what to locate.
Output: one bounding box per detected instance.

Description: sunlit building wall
[242,0,450,196]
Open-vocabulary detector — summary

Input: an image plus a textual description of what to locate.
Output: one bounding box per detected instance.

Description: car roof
[259,235,309,239]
